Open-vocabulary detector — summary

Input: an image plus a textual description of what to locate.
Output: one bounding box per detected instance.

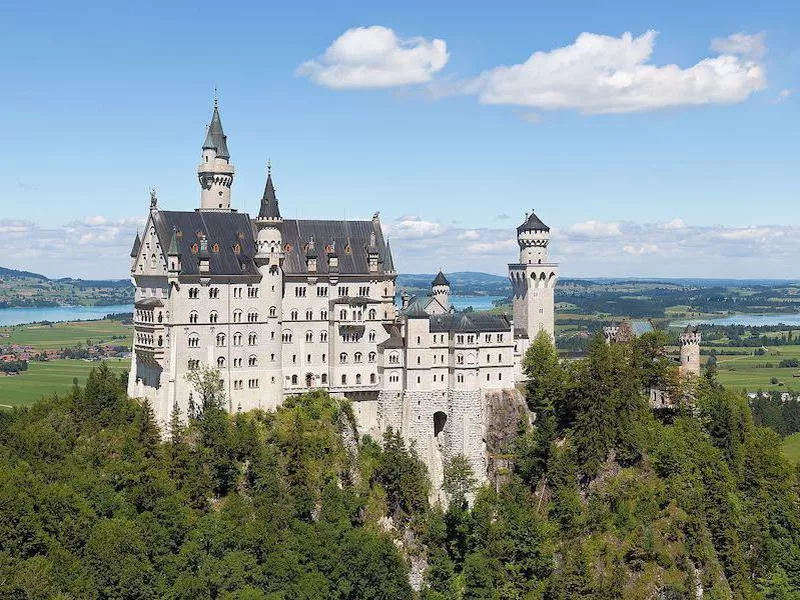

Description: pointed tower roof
[517,210,550,233]
[432,270,450,287]
[383,241,395,273]
[130,231,141,258]
[257,164,281,220]
[202,101,230,160]
[167,227,180,256]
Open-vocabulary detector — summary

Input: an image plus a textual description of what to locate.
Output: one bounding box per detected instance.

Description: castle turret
[197,98,235,211]
[508,210,558,351]
[679,325,701,377]
[431,270,450,311]
[254,162,284,407]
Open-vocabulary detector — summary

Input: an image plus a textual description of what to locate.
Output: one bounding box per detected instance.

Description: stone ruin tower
[679,325,701,377]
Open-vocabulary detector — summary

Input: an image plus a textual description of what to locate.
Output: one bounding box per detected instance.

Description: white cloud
[775,89,793,104]
[458,31,766,114]
[385,215,800,278]
[663,218,686,230]
[388,215,443,238]
[458,230,481,240]
[710,32,766,59]
[567,220,622,237]
[83,215,109,226]
[296,26,448,89]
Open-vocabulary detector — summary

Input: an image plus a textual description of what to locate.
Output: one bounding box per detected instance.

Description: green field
[0,359,130,408]
[782,432,800,464]
[0,319,131,349]
[708,345,800,392]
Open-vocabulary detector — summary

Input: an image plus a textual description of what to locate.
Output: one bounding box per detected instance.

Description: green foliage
[0,367,412,599]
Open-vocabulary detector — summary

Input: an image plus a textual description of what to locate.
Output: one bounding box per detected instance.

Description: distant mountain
[398,272,509,296]
[0,266,49,281]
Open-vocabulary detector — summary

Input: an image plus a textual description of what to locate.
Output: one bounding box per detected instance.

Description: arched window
[354,352,362,363]
[321,373,328,384]
[188,334,199,348]
[291,374,298,385]
[368,351,376,363]
[370,373,376,384]
[209,311,218,324]
[305,310,313,320]
[368,309,376,320]
[233,332,242,346]
[340,352,348,364]
[389,352,399,364]
[341,374,347,385]
[233,310,242,323]
[305,331,313,342]
[320,331,328,342]
[157,335,163,347]
[157,312,163,323]
[356,374,362,385]
[282,331,293,343]
[291,310,298,321]
[216,333,226,346]
[269,306,277,318]
[189,311,198,324]
[217,356,225,368]
[339,309,347,320]
[368,330,376,342]
[249,332,258,346]
[248,355,257,367]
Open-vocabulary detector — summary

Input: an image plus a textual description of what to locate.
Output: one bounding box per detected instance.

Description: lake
[450,295,505,311]
[671,313,800,328]
[0,304,133,327]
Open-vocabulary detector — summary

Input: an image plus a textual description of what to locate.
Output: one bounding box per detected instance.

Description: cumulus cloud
[384,215,800,278]
[567,220,622,237]
[296,26,448,89]
[387,215,443,238]
[710,32,766,59]
[0,216,144,278]
[464,31,766,114]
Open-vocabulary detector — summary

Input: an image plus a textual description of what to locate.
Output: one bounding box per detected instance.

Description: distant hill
[398,272,509,295]
[0,266,49,281]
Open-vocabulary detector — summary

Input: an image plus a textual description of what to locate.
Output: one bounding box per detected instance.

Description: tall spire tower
[197,95,235,211]
[508,210,558,350]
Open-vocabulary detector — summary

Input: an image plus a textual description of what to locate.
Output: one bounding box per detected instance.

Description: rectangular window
[338,286,349,297]
[317,286,328,297]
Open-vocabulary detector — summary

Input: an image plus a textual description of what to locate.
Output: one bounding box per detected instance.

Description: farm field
[782,432,800,464]
[0,359,130,408]
[0,319,131,349]
[708,345,800,392]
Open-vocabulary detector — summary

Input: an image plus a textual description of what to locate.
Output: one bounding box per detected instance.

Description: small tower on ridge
[679,325,701,377]
[431,270,450,311]
[197,96,235,211]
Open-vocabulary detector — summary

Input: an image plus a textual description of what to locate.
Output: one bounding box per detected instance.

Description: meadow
[0,319,131,349]
[0,359,130,408]
[707,344,800,392]
[782,432,800,464]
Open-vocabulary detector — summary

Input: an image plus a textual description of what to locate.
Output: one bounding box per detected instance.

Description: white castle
[128,101,558,488]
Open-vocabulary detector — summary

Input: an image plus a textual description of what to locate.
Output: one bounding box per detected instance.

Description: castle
[128,101,557,489]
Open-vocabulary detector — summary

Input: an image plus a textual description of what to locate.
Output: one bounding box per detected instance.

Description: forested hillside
[1,334,799,599]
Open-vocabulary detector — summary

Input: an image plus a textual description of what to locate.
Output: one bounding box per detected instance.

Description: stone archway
[433,411,447,439]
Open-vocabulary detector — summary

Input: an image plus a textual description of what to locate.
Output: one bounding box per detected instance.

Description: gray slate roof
[429,312,511,333]
[202,104,230,160]
[432,270,450,286]
[279,219,392,276]
[130,232,141,258]
[153,211,259,276]
[517,211,550,233]
[257,172,281,219]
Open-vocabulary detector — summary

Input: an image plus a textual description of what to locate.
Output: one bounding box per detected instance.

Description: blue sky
[1,0,798,278]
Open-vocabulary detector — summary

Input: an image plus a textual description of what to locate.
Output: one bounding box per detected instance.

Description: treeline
[750,391,800,436]
[0,360,27,373]
[2,336,800,598]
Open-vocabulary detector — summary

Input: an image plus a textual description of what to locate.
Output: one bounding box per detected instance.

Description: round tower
[431,270,450,311]
[254,163,284,408]
[508,210,558,346]
[679,325,701,377]
[197,97,235,211]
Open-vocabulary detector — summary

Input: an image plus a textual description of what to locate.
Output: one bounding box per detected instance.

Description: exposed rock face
[485,388,529,486]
